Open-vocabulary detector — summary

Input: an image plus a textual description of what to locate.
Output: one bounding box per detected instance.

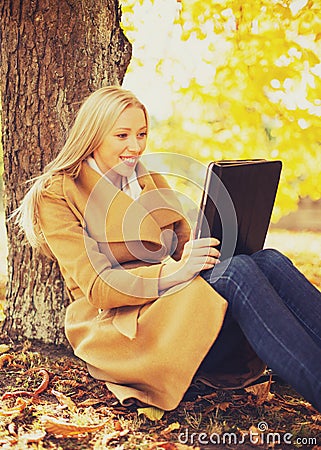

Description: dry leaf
[101,429,129,445]
[51,389,77,411]
[161,421,180,435]
[0,398,27,416]
[59,379,80,388]
[78,398,103,407]
[19,430,46,443]
[113,420,123,431]
[245,379,274,405]
[0,344,10,354]
[33,369,50,395]
[218,401,231,411]
[0,353,13,369]
[0,437,17,446]
[42,415,107,437]
[8,423,17,436]
[137,406,165,421]
[196,391,218,402]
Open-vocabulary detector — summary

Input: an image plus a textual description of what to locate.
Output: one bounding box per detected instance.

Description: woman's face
[93,106,147,185]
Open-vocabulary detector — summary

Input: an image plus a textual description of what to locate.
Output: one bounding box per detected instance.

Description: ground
[0,229,321,449]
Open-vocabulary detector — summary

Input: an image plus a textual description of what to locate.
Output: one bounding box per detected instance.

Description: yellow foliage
[137,406,165,421]
[120,0,321,220]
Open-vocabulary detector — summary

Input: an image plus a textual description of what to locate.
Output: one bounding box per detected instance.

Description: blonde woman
[16,86,321,412]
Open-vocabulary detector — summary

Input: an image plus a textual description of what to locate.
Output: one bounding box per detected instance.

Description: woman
[16,86,321,412]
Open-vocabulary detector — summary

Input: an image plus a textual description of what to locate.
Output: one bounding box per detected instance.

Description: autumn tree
[0,0,131,344]
[122,0,321,220]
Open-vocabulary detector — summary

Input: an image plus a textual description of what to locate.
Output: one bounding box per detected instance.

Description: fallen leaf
[137,406,165,421]
[0,437,17,446]
[196,391,218,402]
[77,398,103,407]
[245,379,274,405]
[58,379,80,388]
[0,398,28,416]
[113,420,123,431]
[2,390,35,400]
[100,429,129,445]
[0,344,10,354]
[42,415,108,437]
[33,369,50,395]
[8,422,17,436]
[218,401,231,411]
[19,429,46,443]
[161,421,180,435]
[51,389,77,411]
[0,353,13,369]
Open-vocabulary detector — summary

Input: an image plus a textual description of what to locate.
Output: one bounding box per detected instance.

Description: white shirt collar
[86,156,142,200]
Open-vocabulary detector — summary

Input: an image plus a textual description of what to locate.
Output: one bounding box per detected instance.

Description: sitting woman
[16,86,321,412]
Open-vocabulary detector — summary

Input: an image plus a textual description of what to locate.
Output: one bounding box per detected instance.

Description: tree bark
[0,0,131,344]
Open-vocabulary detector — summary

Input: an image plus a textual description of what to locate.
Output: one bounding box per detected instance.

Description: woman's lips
[120,156,137,167]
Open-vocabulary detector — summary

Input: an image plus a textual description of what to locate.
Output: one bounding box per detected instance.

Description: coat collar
[63,161,186,245]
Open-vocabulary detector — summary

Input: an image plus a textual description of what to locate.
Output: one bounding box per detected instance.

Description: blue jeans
[201,249,321,412]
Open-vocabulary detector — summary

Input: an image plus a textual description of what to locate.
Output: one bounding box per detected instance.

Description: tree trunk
[0,0,131,345]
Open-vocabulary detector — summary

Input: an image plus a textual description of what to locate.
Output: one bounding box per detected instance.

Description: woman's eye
[138,132,147,139]
[117,133,128,139]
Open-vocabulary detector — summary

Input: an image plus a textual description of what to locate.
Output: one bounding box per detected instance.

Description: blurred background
[121,0,321,220]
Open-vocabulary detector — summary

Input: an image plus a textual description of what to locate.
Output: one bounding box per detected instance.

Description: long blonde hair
[15,85,148,248]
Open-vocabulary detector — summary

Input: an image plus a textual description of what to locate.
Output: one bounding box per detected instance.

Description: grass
[0,223,321,448]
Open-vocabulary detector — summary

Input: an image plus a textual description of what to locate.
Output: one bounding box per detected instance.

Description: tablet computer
[195,159,282,260]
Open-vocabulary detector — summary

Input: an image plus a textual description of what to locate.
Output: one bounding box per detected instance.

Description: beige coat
[38,161,264,410]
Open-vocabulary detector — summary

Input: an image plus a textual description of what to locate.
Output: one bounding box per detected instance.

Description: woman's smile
[119,155,139,167]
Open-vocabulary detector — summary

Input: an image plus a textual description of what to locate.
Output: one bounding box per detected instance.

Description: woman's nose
[128,136,141,151]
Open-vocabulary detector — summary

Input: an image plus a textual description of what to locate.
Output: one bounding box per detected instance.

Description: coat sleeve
[37,178,164,311]
[171,218,190,261]
[148,171,191,261]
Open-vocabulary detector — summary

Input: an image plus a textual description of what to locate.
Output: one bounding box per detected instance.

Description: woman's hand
[158,237,220,292]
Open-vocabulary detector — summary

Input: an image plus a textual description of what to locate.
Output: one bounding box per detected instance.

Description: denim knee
[208,253,255,284]
[251,248,292,267]
[229,253,256,273]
